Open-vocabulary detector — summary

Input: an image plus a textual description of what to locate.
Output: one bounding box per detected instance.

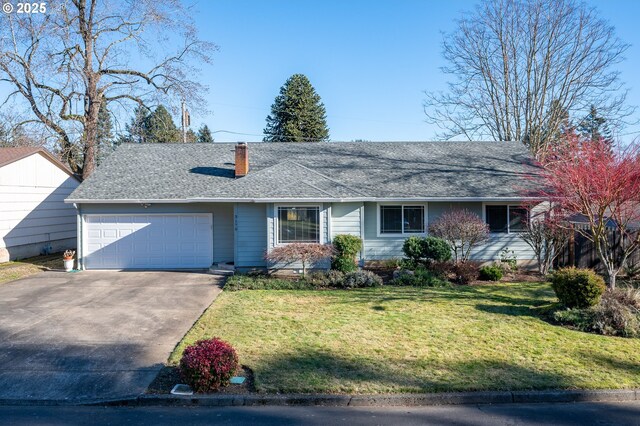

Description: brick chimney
[235,142,249,177]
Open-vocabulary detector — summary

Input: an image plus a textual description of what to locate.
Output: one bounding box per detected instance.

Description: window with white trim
[277,206,320,243]
[485,205,528,233]
[379,205,425,234]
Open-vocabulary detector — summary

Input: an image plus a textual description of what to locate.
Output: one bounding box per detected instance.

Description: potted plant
[63,250,75,272]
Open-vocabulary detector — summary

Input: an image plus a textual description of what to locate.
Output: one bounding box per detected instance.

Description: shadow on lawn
[332,284,552,313]
[253,348,586,393]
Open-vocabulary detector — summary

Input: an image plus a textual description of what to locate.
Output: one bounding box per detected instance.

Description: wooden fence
[555,225,640,272]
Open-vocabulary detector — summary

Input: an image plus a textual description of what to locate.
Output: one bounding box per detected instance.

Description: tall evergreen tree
[144,105,181,143]
[263,74,329,142]
[119,106,149,144]
[197,124,214,143]
[578,105,613,144]
[96,102,115,165]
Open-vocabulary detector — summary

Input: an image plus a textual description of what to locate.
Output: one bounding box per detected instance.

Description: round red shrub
[179,338,239,392]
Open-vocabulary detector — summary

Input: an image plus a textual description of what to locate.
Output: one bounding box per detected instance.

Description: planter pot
[63,258,74,272]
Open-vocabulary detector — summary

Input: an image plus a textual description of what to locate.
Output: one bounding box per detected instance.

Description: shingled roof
[66,141,541,202]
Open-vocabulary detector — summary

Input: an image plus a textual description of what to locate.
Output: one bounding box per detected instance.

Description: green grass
[0,253,63,285]
[170,282,640,394]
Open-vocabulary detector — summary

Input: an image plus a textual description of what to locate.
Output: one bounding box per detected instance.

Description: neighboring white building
[0,147,80,262]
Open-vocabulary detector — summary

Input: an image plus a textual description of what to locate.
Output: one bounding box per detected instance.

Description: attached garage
[84,214,213,269]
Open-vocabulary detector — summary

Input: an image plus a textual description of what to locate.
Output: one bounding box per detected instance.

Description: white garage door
[84,214,213,269]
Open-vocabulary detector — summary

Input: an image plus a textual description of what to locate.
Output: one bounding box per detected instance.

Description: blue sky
[192,0,640,142]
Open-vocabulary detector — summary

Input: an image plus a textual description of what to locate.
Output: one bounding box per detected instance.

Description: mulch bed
[146,365,255,395]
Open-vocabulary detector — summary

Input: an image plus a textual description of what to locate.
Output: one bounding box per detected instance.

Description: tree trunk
[82,93,99,179]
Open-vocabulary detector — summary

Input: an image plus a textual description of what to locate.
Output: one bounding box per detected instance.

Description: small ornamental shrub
[402,236,424,264]
[453,261,480,285]
[342,270,383,288]
[402,236,452,265]
[592,290,640,337]
[390,268,449,287]
[381,258,402,270]
[331,234,362,273]
[422,237,452,262]
[179,338,239,392]
[331,256,358,273]
[552,287,640,337]
[308,270,345,287]
[265,243,335,277]
[427,260,454,279]
[332,234,362,259]
[551,267,606,308]
[499,248,518,271]
[479,265,504,281]
[399,258,420,270]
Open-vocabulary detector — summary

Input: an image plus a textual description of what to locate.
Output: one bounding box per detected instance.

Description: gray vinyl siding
[78,202,235,264]
[361,201,535,262]
[330,202,362,238]
[235,203,267,268]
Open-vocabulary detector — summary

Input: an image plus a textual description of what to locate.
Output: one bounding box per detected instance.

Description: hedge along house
[65,142,541,271]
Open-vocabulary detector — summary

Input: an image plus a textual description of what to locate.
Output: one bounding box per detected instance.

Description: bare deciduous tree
[429,209,489,263]
[424,0,632,158]
[520,206,570,275]
[0,0,216,178]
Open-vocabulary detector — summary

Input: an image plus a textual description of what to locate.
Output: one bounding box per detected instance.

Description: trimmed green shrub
[342,270,383,288]
[179,338,239,392]
[479,265,503,281]
[551,267,606,308]
[402,236,452,265]
[453,261,480,285]
[331,256,358,273]
[332,234,362,258]
[331,234,363,273]
[390,268,450,287]
[402,236,424,264]
[422,237,452,262]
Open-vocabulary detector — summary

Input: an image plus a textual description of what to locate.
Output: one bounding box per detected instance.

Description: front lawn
[170,282,640,394]
[0,254,63,285]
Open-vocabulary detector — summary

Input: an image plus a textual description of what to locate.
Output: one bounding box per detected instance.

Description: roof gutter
[65,196,542,204]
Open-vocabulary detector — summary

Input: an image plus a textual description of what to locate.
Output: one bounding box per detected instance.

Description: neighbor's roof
[66,141,541,203]
[0,146,78,179]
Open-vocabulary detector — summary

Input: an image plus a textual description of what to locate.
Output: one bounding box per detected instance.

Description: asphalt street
[1,401,640,425]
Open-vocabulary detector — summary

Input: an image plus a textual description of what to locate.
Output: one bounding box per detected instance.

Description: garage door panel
[84,214,213,269]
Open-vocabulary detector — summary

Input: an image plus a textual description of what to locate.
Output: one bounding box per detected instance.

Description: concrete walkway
[0,270,224,403]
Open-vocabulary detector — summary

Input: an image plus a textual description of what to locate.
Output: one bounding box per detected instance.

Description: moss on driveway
[170,282,640,394]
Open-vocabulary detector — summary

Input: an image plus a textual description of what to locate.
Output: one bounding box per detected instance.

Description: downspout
[74,203,83,270]
[359,203,365,267]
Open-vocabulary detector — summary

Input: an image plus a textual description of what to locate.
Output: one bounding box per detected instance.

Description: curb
[1,389,637,407]
[98,389,640,407]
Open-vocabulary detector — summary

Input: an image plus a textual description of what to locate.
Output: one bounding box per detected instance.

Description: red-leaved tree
[429,209,489,262]
[265,243,335,277]
[537,135,640,288]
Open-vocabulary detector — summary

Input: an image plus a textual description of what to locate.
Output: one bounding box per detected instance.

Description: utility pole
[181,100,190,143]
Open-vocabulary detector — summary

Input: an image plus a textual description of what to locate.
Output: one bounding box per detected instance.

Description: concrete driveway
[0,270,224,403]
